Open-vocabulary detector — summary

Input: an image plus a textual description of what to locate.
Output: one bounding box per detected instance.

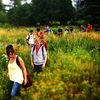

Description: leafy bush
[0,28,100,100]
[17,38,26,46]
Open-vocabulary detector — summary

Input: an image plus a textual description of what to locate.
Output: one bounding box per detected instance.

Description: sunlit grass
[0,28,100,100]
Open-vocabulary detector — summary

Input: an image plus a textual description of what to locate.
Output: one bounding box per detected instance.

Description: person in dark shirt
[57,26,63,36]
[80,25,86,32]
[44,26,53,34]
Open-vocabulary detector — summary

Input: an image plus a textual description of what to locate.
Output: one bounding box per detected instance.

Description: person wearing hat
[26,30,35,47]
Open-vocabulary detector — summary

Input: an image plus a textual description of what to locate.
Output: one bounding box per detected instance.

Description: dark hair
[37,28,40,31]
[6,45,14,57]
[30,30,33,32]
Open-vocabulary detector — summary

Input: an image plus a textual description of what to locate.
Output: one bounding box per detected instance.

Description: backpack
[33,44,44,59]
[16,56,32,88]
[27,34,30,40]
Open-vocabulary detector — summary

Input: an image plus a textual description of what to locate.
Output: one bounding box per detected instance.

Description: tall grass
[0,28,100,100]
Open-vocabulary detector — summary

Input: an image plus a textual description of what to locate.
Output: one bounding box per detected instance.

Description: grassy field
[0,27,100,100]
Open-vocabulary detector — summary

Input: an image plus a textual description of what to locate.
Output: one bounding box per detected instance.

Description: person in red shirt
[87,24,92,32]
[39,36,49,64]
[39,36,48,54]
[36,28,43,37]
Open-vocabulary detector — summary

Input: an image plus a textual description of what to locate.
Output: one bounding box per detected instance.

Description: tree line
[0,0,100,26]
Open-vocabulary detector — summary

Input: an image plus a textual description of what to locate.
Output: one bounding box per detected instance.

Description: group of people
[57,26,75,36]
[6,23,93,99]
[6,27,50,99]
[80,24,92,32]
[57,23,93,36]
[94,24,100,31]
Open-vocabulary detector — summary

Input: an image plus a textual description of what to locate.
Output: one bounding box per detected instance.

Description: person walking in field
[63,26,69,36]
[6,45,27,99]
[57,26,63,36]
[39,36,48,54]
[44,26,53,34]
[30,38,47,73]
[36,28,43,38]
[69,26,75,34]
[26,30,35,47]
[80,24,86,32]
[39,36,49,62]
[65,26,69,34]
[87,23,92,32]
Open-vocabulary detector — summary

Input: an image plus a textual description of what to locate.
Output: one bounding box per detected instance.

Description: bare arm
[30,55,34,68]
[42,57,47,68]
[26,39,29,45]
[42,47,47,68]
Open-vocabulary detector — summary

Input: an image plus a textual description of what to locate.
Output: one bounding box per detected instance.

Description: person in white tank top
[6,45,28,98]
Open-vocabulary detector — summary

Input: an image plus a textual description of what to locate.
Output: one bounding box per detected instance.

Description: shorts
[33,64,43,73]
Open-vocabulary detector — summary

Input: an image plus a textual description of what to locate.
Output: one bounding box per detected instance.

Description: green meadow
[0,27,100,100]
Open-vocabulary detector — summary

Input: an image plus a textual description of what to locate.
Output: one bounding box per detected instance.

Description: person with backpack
[6,45,28,99]
[57,26,63,36]
[39,36,48,54]
[79,25,86,32]
[30,38,47,73]
[26,30,35,47]
[36,28,43,38]
[44,26,53,34]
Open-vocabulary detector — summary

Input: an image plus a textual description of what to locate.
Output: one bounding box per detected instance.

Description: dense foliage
[0,27,100,100]
[75,0,100,24]
[0,0,76,26]
[0,0,100,26]
[31,0,75,25]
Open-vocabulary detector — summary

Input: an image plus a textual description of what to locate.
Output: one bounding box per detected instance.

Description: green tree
[0,0,7,24]
[77,0,100,24]
[7,7,17,25]
[31,0,54,25]
[0,11,7,23]
[16,3,31,26]
[7,3,31,26]
[0,0,5,11]
[31,0,75,25]
[7,0,76,26]
[58,0,76,25]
